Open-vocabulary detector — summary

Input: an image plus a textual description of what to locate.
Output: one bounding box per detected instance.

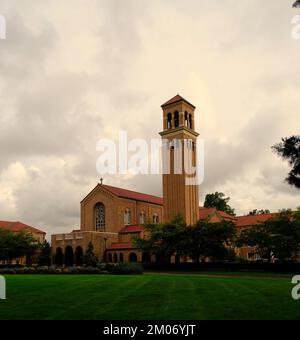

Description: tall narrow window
[124,208,131,226]
[189,114,193,129]
[174,111,179,128]
[185,112,188,127]
[139,211,145,224]
[167,113,172,129]
[153,213,159,224]
[95,203,105,231]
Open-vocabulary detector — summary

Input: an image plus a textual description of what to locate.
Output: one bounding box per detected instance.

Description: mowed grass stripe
[0,274,299,320]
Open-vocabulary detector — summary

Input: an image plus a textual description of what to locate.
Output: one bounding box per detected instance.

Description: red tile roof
[236,213,278,228]
[119,225,142,234]
[106,242,135,250]
[102,184,163,206]
[0,221,46,234]
[161,94,196,109]
[199,207,236,221]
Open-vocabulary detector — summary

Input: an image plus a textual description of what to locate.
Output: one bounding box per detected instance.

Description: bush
[111,262,143,275]
[0,268,16,274]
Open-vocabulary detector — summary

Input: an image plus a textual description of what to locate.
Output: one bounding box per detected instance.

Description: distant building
[0,221,46,264]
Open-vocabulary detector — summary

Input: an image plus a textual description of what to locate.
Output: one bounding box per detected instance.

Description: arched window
[108,253,112,263]
[185,112,189,127]
[167,113,172,129]
[119,253,124,262]
[95,203,105,231]
[174,111,179,128]
[189,114,193,129]
[113,253,118,263]
[139,211,145,224]
[124,208,131,226]
[153,213,159,224]
[55,247,63,267]
[65,246,74,267]
[75,246,83,266]
[129,253,138,262]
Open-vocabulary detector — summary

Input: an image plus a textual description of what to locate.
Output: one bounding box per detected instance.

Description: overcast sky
[0,0,299,236]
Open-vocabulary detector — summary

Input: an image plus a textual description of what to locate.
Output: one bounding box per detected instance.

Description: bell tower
[160,95,199,225]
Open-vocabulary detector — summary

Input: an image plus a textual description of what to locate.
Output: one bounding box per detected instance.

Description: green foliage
[249,209,271,216]
[133,215,187,263]
[238,209,300,262]
[82,242,98,267]
[111,262,143,275]
[184,220,237,262]
[272,135,300,189]
[37,241,51,266]
[204,192,236,215]
[0,228,38,264]
[134,215,237,263]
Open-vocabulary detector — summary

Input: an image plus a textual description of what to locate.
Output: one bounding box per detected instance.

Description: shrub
[0,268,16,274]
[77,266,101,274]
[111,262,143,275]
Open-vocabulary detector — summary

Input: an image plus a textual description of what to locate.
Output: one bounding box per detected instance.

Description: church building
[51,95,266,265]
[51,95,203,264]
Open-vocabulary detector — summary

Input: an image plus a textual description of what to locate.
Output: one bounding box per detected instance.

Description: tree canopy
[248,209,271,216]
[134,215,237,263]
[272,135,300,189]
[0,228,38,263]
[204,192,236,215]
[238,209,300,262]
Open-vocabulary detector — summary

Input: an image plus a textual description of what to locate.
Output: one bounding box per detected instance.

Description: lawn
[0,273,299,320]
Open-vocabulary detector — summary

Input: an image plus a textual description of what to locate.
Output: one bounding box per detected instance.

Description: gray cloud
[0,0,299,236]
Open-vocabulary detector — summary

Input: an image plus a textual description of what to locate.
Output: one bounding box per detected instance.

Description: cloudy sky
[0,0,299,236]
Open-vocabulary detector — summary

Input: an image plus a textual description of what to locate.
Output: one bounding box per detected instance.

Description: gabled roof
[199,207,236,222]
[0,221,46,235]
[82,184,163,206]
[161,94,196,109]
[119,225,143,234]
[236,213,278,229]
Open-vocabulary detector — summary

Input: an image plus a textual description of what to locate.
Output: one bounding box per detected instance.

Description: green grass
[0,273,299,320]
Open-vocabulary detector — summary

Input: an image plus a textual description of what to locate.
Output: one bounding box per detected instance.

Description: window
[185,112,188,127]
[124,208,131,225]
[153,213,159,224]
[139,211,145,224]
[174,111,179,128]
[95,203,105,231]
[189,114,193,129]
[167,113,172,129]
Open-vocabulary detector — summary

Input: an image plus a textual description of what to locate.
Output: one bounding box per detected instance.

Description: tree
[0,229,38,264]
[204,192,236,215]
[272,136,300,189]
[248,209,270,216]
[238,209,300,262]
[134,215,187,263]
[82,242,98,267]
[184,220,237,262]
[37,241,51,266]
[134,215,237,263]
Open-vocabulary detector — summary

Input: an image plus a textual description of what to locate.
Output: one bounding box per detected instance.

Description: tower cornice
[159,126,199,138]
